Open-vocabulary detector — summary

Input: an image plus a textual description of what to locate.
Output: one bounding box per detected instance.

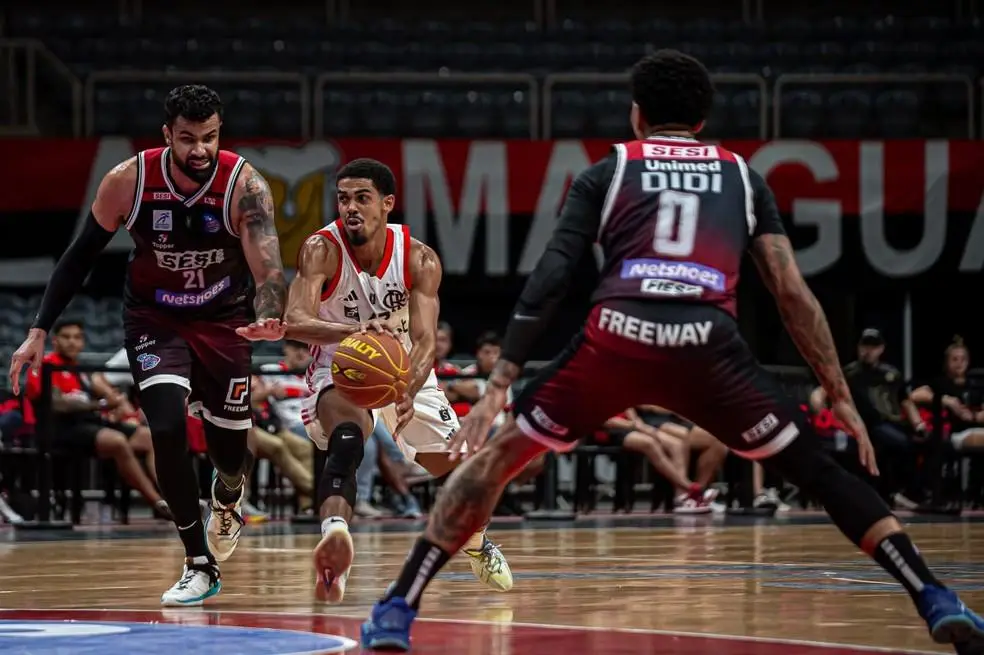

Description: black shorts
[124,305,253,430]
[53,416,139,456]
[513,299,803,461]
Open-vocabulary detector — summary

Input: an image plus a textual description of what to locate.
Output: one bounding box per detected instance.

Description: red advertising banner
[3,138,984,276]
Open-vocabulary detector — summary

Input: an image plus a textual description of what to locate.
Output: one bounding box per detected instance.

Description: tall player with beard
[251,158,512,603]
[361,51,984,652]
[9,85,288,606]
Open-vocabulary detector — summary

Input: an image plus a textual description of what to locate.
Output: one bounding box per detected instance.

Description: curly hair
[164,85,223,126]
[630,49,715,130]
[337,158,397,197]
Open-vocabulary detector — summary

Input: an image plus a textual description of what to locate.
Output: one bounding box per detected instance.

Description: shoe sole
[160,581,222,607]
[931,615,984,650]
[313,528,354,604]
[361,630,410,652]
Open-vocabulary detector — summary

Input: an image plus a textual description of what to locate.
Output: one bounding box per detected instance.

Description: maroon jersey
[123,147,251,317]
[592,137,761,318]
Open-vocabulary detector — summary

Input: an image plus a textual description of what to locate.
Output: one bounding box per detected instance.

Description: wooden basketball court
[0,514,981,654]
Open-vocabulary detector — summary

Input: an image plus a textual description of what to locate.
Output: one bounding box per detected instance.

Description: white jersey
[302,221,452,459]
[306,220,414,388]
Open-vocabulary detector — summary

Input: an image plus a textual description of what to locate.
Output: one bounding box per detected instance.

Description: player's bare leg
[415,452,513,592]
[364,416,543,647]
[312,389,374,604]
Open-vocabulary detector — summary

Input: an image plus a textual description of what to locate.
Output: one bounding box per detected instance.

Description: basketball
[331,331,411,409]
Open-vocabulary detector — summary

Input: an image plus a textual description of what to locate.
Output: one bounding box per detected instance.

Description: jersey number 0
[653,190,700,257]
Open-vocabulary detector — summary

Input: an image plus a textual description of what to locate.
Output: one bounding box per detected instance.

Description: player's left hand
[447,385,508,461]
[236,318,287,341]
[393,392,415,437]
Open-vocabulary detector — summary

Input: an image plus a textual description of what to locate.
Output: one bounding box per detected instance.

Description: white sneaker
[313,518,354,604]
[464,535,513,592]
[161,557,221,607]
[673,488,715,515]
[205,475,245,562]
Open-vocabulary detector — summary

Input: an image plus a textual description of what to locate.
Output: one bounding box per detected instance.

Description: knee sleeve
[317,421,365,508]
[201,420,251,481]
[766,429,893,545]
[140,383,189,442]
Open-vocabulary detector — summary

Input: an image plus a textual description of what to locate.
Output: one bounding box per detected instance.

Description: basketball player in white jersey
[272,158,512,603]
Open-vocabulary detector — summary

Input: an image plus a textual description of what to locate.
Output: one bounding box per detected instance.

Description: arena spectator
[250,375,314,510]
[446,331,512,427]
[810,328,922,507]
[355,423,423,520]
[598,409,716,514]
[909,337,984,505]
[258,340,312,438]
[25,319,167,518]
[636,406,729,503]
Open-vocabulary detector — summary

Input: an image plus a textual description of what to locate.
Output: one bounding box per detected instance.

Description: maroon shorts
[512,299,802,460]
[124,306,253,430]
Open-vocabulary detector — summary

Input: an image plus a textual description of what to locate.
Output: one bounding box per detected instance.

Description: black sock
[176,518,214,561]
[382,537,452,610]
[872,533,943,601]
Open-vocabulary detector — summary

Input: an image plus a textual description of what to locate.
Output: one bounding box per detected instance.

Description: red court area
[0,609,930,655]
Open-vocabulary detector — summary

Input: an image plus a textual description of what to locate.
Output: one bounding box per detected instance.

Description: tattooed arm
[406,240,442,398]
[283,235,359,345]
[746,169,864,433]
[233,162,287,320]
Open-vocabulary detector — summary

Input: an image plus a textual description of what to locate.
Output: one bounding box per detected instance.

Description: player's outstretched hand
[447,386,508,462]
[831,399,880,477]
[236,318,287,341]
[8,328,45,395]
[393,392,415,437]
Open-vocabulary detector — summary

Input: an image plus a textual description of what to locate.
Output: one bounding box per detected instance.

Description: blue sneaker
[360,597,417,651]
[918,585,984,653]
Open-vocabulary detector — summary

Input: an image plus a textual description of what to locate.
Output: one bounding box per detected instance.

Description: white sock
[321,516,348,537]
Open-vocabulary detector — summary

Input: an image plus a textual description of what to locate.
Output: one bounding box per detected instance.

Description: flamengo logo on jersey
[154,249,225,271]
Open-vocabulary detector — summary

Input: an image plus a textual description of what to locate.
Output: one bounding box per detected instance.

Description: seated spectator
[636,406,729,498]
[909,337,984,507]
[355,423,423,520]
[250,375,314,510]
[258,340,314,438]
[433,322,470,420]
[600,408,716,514]
[446,331,511,428]
[810,328,921,507]
[0,387,24,442]
[909,337,984,452]
[25,319,168,518]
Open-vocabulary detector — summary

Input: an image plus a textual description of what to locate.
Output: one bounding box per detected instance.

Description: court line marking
[24,607,942,654]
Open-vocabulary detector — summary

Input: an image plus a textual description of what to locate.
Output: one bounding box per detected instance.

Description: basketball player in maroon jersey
[362,51,984,652]
[9,85,288,606]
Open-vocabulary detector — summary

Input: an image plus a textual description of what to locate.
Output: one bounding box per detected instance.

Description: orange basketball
[331,332,411,409]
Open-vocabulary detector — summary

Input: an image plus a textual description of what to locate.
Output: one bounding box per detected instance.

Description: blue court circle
[0,620,356,654]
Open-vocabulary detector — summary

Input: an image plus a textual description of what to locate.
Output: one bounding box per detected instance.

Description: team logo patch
[439,406,452,422]
[224,377,250,404]
[202,213,221,234]
[135,353,161,371]
[152,210,173,231]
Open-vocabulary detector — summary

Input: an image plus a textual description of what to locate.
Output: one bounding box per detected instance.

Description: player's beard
[345,229,369,246]
[173,152,217,184]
